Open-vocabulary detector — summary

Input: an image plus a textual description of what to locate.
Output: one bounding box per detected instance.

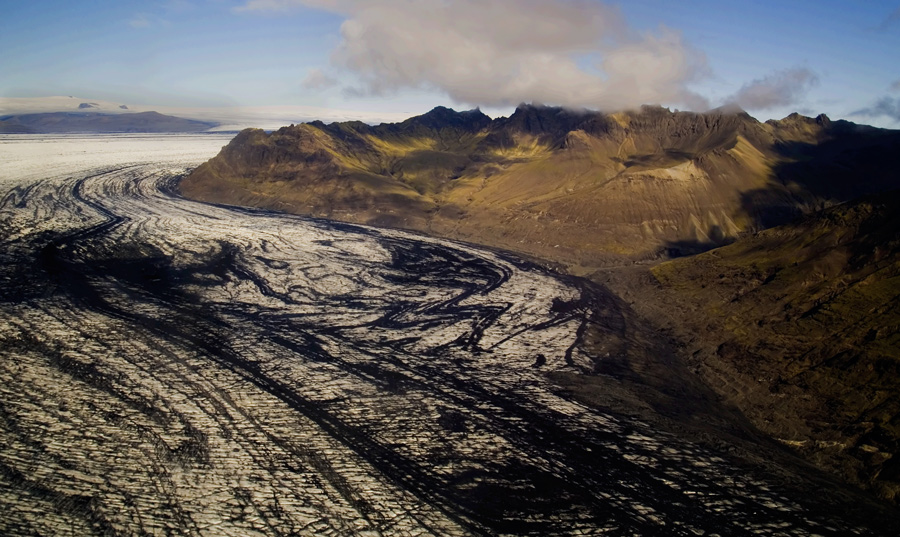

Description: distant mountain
[641,189,900,502]
[0,111,217,133]
[181,104,900,270]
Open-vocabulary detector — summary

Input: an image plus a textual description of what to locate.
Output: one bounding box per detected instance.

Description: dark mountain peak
[425,105,456,116]
[613,105,759,148]
[765,112,840,143]
[770,111,824,127]
[396,105,492,133]
[635,103,671,114]
[314,120,374,146]
[634,104,759,126]
[224,128,269,152]
[336,120,371,131]
[311,119,372,137]
[509,102,582,117]
[707,102,749,116]
[489,103,767,150]
[513,101,548,113]
[500,103,593,139]
[513,101,537,112]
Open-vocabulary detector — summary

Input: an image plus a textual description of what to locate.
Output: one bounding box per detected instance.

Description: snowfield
[0,133,232,185]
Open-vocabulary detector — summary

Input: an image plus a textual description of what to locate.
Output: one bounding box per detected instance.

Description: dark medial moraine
[0,152,897,534]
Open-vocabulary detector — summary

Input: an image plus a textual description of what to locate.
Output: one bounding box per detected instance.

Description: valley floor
[0,135,897,535]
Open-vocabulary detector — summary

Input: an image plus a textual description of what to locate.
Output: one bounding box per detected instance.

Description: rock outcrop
[602,190,900,502]
[180,105,900,505]
[181,104,900,271]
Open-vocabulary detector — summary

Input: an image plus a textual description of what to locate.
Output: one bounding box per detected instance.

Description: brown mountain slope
[180,104,900,271]
[179,106,900,504]
[599,190,900,502]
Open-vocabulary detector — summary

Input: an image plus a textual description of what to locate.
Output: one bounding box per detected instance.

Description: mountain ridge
[179,105,900,504]
[617,188,900,502]
[0,111,218,133]
[181,104,900,271]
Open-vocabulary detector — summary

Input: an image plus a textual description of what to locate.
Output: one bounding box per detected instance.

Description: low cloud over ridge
[727,68,819,111]
[241,0,710,111]
[852,97,900,123]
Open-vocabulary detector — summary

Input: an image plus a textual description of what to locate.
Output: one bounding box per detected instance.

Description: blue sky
[2,0,899,126]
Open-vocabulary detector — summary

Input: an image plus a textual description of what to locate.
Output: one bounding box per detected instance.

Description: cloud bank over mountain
[853,97,900,123]
[241,0,710,111]
[726,68,819,110]
[7,1,898,127]
[850,79,900,123]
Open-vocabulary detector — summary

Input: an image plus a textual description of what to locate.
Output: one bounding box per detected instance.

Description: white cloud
[851,97,900,123]
[727,68,818,110]
[890,79,900,93]
[302,68,338,90]
[238,0,710,111]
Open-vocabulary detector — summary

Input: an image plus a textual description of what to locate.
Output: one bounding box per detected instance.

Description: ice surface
[0,134,892,536]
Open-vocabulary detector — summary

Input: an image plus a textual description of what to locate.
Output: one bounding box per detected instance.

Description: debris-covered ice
[0,134,893,536]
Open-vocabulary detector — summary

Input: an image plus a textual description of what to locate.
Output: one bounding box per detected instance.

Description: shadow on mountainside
[548,275,799,461]
[549,269,900,526]
[637,188,900,505]
[662,121,900,257]
[662,234,737,259]
[742,122,900,232]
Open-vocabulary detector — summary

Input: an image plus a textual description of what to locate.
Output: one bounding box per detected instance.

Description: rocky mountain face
[601,190,900,502]
[181,104,900,504]
[181,104,900,271]
[0,111,217,133]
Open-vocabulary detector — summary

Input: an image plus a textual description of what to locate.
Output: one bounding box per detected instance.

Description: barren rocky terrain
[595,191,900,503]
[180,105,900,271]
[3,135,898,535]
[178,106,900,517]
